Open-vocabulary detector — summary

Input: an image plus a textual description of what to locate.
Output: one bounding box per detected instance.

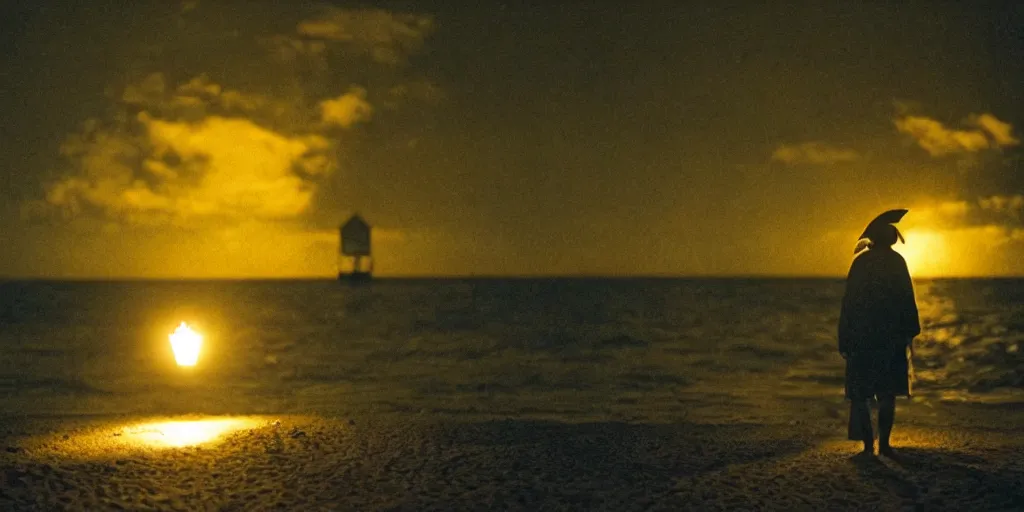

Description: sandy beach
[3,278,1024,510]
[4,383,1024,511]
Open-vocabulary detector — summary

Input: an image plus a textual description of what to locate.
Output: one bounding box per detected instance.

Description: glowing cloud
[894,113,1019,157]
[979,195,1024,214]
[320,87,373,128]
[176,75,222,99]
[29,5,435,278]
[46,114,335,223]
[974,113,1020,146]
[143,115,334,219]
[296,8,434,64]
[122,73,287,122]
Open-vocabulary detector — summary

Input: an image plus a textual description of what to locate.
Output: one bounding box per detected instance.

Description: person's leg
[877,393,896,455]
[848,399,874,453]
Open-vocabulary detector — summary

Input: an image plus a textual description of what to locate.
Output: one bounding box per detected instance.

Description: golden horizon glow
[169,322,203,366]
[124,418,259,448]
[895,228,950,277]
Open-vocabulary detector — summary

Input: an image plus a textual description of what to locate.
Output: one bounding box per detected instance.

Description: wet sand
[3,397,1023,511]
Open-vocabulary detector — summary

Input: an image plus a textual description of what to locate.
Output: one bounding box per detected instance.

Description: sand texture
[3,401,1024,511]
[3,280,1024,509]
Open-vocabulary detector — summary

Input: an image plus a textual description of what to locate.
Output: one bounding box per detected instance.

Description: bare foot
[850,450,876,463]
[878,445,902,463]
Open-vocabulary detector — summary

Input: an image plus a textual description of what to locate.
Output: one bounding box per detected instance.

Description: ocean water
[1,278,1022,419]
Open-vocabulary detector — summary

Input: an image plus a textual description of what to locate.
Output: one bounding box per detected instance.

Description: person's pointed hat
[854,209,908,254]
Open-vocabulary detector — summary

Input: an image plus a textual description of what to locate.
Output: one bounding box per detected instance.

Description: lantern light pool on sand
[124,418,258,448]
[169,322,203,367]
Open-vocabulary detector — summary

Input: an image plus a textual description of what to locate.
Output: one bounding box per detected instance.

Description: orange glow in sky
[895,228,950,277]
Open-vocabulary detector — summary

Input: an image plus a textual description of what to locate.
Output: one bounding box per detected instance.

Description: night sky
[1,1,1021,278]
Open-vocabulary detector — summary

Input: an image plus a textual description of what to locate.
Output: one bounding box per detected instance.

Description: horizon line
[2,273,1021,282]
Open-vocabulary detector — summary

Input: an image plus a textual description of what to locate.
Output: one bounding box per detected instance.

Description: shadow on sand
[851,447,1024,510]
[381,419,821,510]
[8,413,1024,510]
[2,416,823,510]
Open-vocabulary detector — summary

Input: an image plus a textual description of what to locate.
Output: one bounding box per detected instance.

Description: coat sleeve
[837,260,860,353]
[896,257,921,339]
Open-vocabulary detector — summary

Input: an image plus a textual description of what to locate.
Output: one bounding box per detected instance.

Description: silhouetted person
[838,209,920,458]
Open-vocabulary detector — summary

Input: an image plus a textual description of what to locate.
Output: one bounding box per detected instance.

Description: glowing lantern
[169,322,203,366]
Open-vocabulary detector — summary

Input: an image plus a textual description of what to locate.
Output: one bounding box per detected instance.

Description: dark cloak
[838,246,921,399]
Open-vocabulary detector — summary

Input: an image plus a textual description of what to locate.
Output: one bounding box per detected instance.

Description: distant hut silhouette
[339,214,372,282]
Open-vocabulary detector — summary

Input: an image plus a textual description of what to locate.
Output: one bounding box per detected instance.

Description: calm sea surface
[1,279,1022,419]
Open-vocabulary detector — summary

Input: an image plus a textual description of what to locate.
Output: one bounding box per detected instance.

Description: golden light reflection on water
[913,280,963,348]
[124,418,260,448]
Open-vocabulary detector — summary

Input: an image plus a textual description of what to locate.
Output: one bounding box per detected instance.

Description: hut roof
[342,214,369,230]
[340,213,371,256]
